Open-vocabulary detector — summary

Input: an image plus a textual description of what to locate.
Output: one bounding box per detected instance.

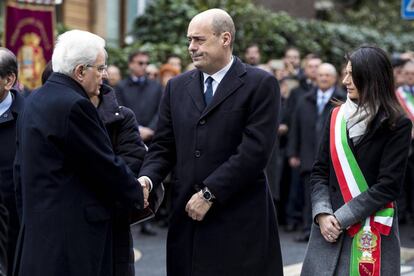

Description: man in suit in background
[288,63,346,242]
[0,47,22,276]
[138,8,283,276]
[115,51,163,144]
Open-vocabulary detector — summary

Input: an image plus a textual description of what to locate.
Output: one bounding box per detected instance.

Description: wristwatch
[201,187,215,202]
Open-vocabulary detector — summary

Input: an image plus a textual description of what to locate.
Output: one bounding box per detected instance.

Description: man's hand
[289,157,301,168]
[185,191,212,221]
[316,213,342,243]
[278,124,288,136]
[139,126,155,142]
[137,177,150,208]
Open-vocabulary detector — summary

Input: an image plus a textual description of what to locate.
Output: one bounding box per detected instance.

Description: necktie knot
[204,77,214,106]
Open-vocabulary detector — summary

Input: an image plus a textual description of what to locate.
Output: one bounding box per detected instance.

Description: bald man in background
[288,63,346,242]
[138,8,283,276]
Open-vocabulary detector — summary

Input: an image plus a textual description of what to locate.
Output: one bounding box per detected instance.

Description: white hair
[318,63,337,77]
[52,30,106,76]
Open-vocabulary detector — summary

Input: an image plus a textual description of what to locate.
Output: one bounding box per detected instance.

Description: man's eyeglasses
[137,61,149,66]
[85,64,108,73]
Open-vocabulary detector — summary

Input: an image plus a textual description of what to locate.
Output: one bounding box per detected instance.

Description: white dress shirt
[0,91,12,116]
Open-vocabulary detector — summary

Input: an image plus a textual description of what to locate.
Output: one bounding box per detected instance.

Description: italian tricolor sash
[330,106,394,276]
[396,86,414,122]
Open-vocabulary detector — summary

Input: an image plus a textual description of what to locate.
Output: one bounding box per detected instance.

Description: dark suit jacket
[0,89,23,275]
[13,73,143,276]
[288,86,346,174]
[115,77,162,129]
[139,57,283,276]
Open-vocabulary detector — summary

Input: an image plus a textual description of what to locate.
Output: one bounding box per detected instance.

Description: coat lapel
[202,57,245,117]
[185,70,205,113]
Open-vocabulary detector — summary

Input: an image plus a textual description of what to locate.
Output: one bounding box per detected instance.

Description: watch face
[203,191,212,200]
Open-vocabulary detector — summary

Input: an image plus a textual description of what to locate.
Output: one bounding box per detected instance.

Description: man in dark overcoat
[0,48,22,275]
[13,30,147,276]
[115,51,163,144]
[288,63,346,242]
[138,9,283,276]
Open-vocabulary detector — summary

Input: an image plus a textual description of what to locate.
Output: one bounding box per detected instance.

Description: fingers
[137,178,150,208]
[319,215,342,243]
[185,193,211,221]
[331,217,342,231]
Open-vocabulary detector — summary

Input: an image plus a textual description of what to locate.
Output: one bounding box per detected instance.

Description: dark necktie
[204,77,214,106]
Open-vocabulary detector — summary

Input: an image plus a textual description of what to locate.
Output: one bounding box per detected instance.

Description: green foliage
[107,0,414,70]
[330,0,414,35]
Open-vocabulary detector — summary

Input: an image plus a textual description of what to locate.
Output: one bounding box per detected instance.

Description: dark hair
[0,47,18,84]
[347,45,404,127]
[41,61,53,84]
[128,51,149,63]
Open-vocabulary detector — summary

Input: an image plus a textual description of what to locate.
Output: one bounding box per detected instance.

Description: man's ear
[4,74,16,91]
[222,32,231,48]
[74,64,85,81]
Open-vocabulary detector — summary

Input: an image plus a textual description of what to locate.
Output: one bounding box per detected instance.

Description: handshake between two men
[137,177,213,222]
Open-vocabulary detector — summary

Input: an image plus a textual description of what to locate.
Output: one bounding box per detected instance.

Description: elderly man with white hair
[288,62,346,242]
[14,30,148,276]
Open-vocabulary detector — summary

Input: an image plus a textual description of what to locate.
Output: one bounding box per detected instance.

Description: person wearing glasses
[115,51,163,145]
[14,30,148,276]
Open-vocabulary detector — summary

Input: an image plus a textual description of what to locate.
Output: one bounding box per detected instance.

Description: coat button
[199,119,206,125]
[194,150,201,158]
[115,112,119,116]
[3,113,8,118]
[331,186,337,192]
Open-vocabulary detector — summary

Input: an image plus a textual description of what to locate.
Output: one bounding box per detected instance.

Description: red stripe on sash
[330,107,353,202]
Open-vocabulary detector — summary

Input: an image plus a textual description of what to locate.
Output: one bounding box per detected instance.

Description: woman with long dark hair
[301,46,412,276]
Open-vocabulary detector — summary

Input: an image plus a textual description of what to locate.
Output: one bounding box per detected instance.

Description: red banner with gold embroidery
[4,2,55,90]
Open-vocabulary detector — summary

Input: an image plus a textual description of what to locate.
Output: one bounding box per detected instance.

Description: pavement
[133,223,414,276]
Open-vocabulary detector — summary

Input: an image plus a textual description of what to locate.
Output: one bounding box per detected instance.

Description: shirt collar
[317,86,335,100]
[0,91,12,116]
[202,56,234,84]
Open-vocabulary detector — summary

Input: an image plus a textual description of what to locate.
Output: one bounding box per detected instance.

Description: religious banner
[4,1,55,90]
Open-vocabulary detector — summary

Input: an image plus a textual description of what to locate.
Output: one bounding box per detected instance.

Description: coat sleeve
[310,111,334,221]
[203,73,280,204]
[65,99,143,209]
[113,107,147,177]
[138,81,176,186]
[286,97,301,158]
[334,117,412,229]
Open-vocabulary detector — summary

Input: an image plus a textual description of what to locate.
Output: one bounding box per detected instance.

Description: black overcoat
[0,89,23,275]
[302,109,412,275]
[13,73,143,276]
[97,84,146,276]
[139,57,283,276]
[115,77,162,129]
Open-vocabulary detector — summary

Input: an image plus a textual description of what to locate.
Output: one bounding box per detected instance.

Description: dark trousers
[301,172,312,233]
[285,167,303,226]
